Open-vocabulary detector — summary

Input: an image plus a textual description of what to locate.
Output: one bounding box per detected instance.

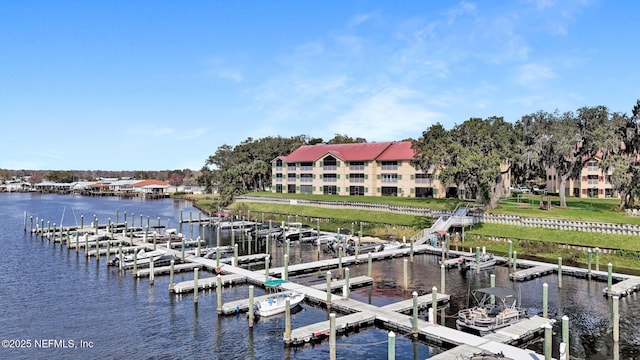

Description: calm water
[0,193,638,360]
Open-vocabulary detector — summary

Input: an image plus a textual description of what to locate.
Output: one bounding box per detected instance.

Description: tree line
[197,99,640,210]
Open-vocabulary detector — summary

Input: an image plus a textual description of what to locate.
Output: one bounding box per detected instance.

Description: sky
[1,1,639,171]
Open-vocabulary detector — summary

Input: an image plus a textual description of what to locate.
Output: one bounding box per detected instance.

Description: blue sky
[1,1,638,171]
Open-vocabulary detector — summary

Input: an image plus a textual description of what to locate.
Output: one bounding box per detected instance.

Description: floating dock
[509,265,555,281]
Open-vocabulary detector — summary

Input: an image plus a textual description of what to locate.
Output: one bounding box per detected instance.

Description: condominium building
[546,159,617,198]
[271,141,455,198]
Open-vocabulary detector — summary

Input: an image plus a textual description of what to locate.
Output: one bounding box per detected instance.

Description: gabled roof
[376,141,418,161]
[278,141,417,163]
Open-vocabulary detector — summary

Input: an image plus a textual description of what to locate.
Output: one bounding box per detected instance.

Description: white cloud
[331,87,442,141]
[515,63,556,87]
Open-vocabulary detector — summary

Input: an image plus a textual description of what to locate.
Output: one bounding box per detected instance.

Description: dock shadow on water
[1,193,639,359]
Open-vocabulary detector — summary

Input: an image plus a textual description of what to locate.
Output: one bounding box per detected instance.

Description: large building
[546,158,617,198]
[271,141,457,198]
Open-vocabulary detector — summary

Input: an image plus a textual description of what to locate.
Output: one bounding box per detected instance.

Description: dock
[602,277,640,297]
[172,273,248,294]
[509,265,555,281]
[135,262,202,278]
[309,276,373,292]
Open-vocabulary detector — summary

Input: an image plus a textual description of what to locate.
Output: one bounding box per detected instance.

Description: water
[0,193,638,359]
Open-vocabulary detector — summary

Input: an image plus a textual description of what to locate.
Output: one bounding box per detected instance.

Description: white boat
[456,287,527,335]
[254,280,305,317]
[458,252,496,271]
[109,249,177,269]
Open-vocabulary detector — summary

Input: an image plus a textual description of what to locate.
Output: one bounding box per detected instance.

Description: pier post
[115,209,119,225]
[440,264,446,294]
[286,238,290,258]
[267,220,272,255]
[412,291,418,337]
[147,216,150,230]
[338,242,343,273]
[607,263,613,296]
[193,268,199,304]
[512,251,517,272]
[157,217,161,228]
[410,237,414,262]
[544,323,552,360]
[216,275,222,314]
[326,271,332,308]
[283,254,289,280]
[190,223,193,242]
[234,244,238,267]
[181,238,186,262]
[558,257,563,288]
[403,259,408,290]
[367,252,372,277]
[47,221,51,239]
[490,274,495,305]
[40,219,44,238]
[149,260,155,286]
[562,315,569,360]
[66,229,70,247]
[543,283,549,318]
[95,237,100,262]
[265,256,270,282]
[613,295,620,342]
[345,267,350,298]
[140,214,143,230]
[106,239,110,261]
[84,233,89,257]
[432,286,438,324]
[23,211,27,232]
[475,246,481,274]
[587,249,592,278]
[118,243,123,271]
[80,215,84,229]
[231,224,235,248]
[595,247,600,271]
[508,240,512,262]
[216,247,220,268]
[153,232,157,251]
[329,313,336,360]
[387,331,396,360]
[284,297,291,345]
[75,232,79,251]
[133,250,137,274]
[169,260,175,292]
[196,235,201,257]
[248,285,254,328]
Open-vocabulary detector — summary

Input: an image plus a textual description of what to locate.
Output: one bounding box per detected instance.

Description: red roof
[132,179,169,187]
[376,141,417,161]
[281,142,415,162]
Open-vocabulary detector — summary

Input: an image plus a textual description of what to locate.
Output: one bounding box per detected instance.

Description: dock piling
[558,257,563,288]
[265,256,270,282]
[412,291,418,337]
[329,313,336,360]
[216,275,222,314]
[194,268,199,303]
[234,244,238,267]
[543,283,548,318]
[490,274,495,304]
[513,250,518,272]
[283,254,289,281]
[388,331,396,360]
[326,271,332,308]
[248,285,254,327]
[345,268,350,298]
[607,263,613,296]
[403,259,408,290]
[284,297,291,345]
[367,252,372,277]
[595,247,600,271]
[613,295,620,342]
[562,315,569,360]
[588,249,593,278]
[432,286,438,324]
[544,323,552,360]
[440,264,445,294]
[149,260,154,285]
[169,260,175,292]
[133,250,137,273]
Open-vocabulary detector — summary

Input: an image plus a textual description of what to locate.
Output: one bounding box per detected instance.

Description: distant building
[271,141,457,198]
[546,158,617,198]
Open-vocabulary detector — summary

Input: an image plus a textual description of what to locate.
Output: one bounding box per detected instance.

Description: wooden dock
[172,273,247,294]
[602,277,640,297]
[509,265,555,281]
[219,253,269,265]
[135,263,202,278]
[310,276,373,292]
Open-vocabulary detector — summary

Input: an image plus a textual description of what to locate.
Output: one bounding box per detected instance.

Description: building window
[381,174,398,183]
[349,186,365,196]
[381,186,398,196]
[349,173,365,183]
[287,184,296,193]
[381,161,398,171]
[275,174,283,183]
[287,164,296,171]
[300,185,313,194]
[323,186,337,195]
[287,174,296,182]
[323,174,337,183]
[349,161,364,171]
[587,162,598,171]
[415,173,432,184]
[300,174,313,183]
[323,156,337,171]
[300,162,313,171]
[587,175,598,185]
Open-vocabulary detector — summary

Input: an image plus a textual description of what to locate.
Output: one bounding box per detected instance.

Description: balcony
[300,166,313,172]
[323,165,337,171]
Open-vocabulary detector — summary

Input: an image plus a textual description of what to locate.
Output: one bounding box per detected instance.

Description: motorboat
[458,252,496,272]
[108,249,178,269]
[254,280,305,317]
[456,287,527,335]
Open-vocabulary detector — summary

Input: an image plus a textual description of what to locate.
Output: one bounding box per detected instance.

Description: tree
[167,172,185,187]
[412,117,519,208]
[326,134,367,144]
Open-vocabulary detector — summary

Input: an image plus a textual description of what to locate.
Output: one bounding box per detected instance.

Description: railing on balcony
[381,178,398,184]
[349,165,364,171]
[323,165,337,171]
[287,166,296,171]
[349,178,365,183]
[300,178,313,183]
[323,178,337,183]
[300,166,313,171]
[275,166,283,172]
[381,165,398,171]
